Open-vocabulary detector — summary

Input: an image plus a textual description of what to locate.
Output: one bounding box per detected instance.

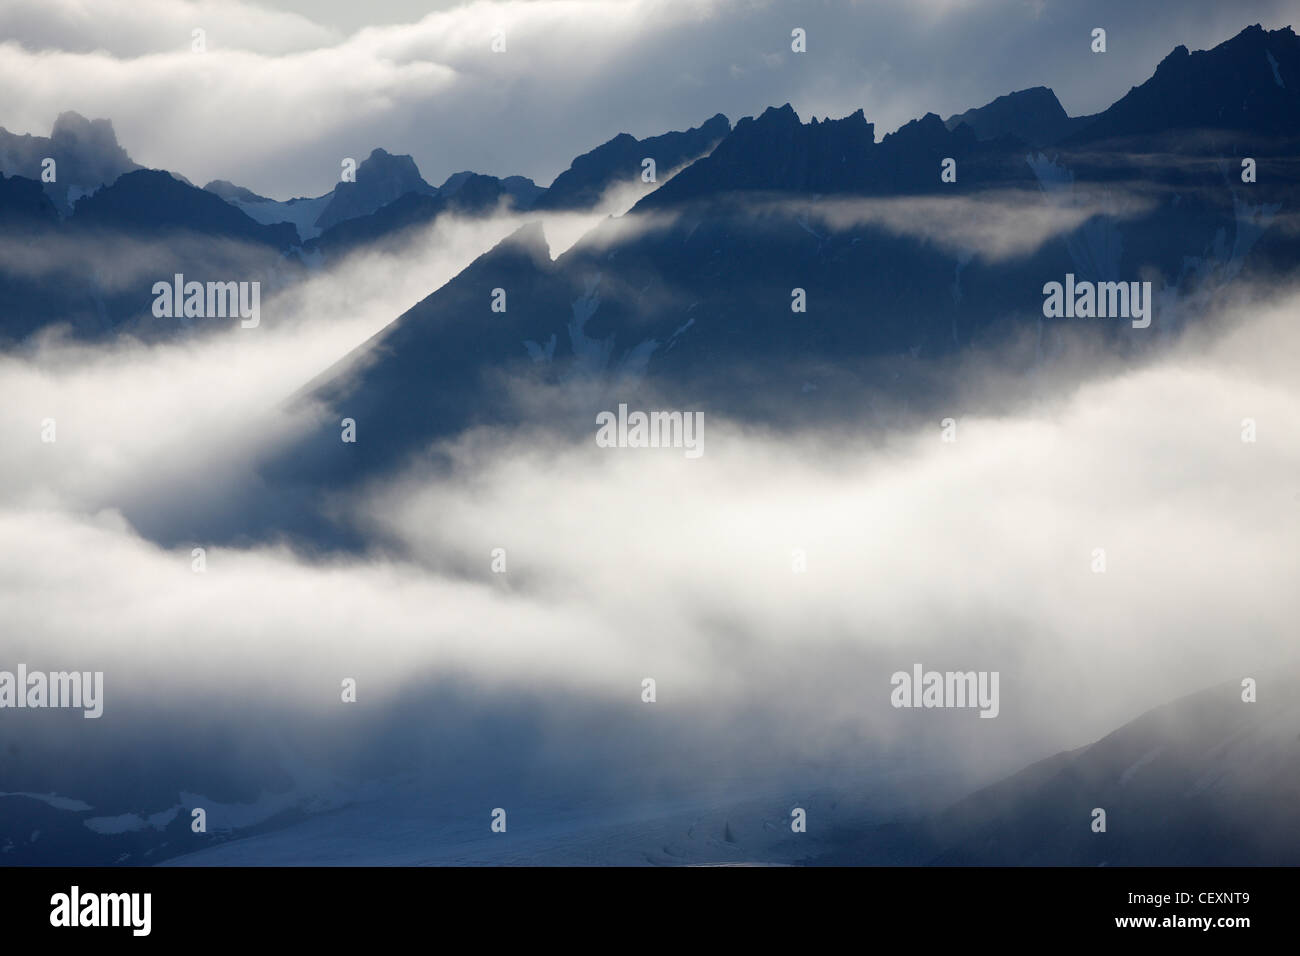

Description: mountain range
[3,25,1294,348]
[6,24,1295,538]
[253,24,1300,522]
[1,21,1297,870]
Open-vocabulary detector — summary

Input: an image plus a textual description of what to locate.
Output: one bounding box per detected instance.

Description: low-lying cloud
[2,261,1297,845]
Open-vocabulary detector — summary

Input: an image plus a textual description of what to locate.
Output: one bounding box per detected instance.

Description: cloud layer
[2,0,1295,198]
[2,217,1297,830]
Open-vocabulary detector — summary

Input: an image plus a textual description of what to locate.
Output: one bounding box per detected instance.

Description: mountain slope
[71,169,298,250]
[312,148,438,233]
[306,173,519,261]
[944,87,1095,147]
[813,677,1300,865]
[0,111,140,213]
[240,26,1300,534]
[533,113,731,210]
[1065,24,1300,146]
[440,170,544,209]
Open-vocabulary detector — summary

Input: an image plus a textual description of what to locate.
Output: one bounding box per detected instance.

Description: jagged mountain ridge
[533,112,731,210]
[1064,23,1300,147]
[252,25,1300,522]
[0,114,740,341]
[312,147,439,233]
[0,111,140,213]
[944,86,1096,147]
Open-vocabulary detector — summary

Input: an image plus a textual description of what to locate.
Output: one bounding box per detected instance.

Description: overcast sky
[0,0,1295,199]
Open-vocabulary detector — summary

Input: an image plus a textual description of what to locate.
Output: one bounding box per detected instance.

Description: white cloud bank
[1,256,1296,796]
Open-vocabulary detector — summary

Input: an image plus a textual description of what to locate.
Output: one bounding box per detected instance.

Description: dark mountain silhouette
[203,179,272,204]
[5,24,1300,432]
[4,22,1299,870]
[302,115,736,256]
[532,113,731,210]
[638,106,1035,206]
[232,24,1300,537]
[0,111,140,213]
[1065,24,1300,147]
[252,222,559,506]
[306,173,516,261]
[219,116,736,261]
[200,168,540,248]
[640,104,876,201]
[944,87,1095,147]
[0,174,87,342]
[71,169,297,250]
[811,677,1300,865]
[0,172,59,229]
[312,148,437,232]
[440,170,544,209]
[0,169,300,342]
[0,114,731,342]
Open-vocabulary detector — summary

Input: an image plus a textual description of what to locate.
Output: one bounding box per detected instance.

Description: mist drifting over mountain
[0,2,1297,893]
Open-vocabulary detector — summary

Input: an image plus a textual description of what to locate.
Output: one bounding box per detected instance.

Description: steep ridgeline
[300,117,736,259]
[1062,23,1300,146]
[532,113,731,210]
[204,166,545,247]
[440,170,545,209]
[312,148,439,232]
[943,86,1096,147]
[0,168,300,342]
[0,113,723,343]
[812,676,1300,865]
[71,169,297,249]
[304,173,524,262]
[247,26,1300,535]
[0,111,140,213]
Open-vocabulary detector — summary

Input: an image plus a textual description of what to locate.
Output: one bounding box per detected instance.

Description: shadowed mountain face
[0,111,140,213]
[532,112,731,210]
[0,174,80,341]
[71,170,298,250]
[2,24,1289,528]
[305,172,518,261]
[944,87,1095,147]
[238,25,1300,536]
[1065,23,1300,146]
[194,117,727,253]
[812,678,1300,866]
[3,15,1298,873]
[258,222,560,499]
[0,173,58,228]
[2,24,1297,476]
[634,103,1052,202]
[440,170,544,210]
[0,169,301,342]
[312,147,438,233]
[0,114,726,344]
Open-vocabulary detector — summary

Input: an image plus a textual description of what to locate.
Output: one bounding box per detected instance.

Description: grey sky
[0,0,1295,198]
